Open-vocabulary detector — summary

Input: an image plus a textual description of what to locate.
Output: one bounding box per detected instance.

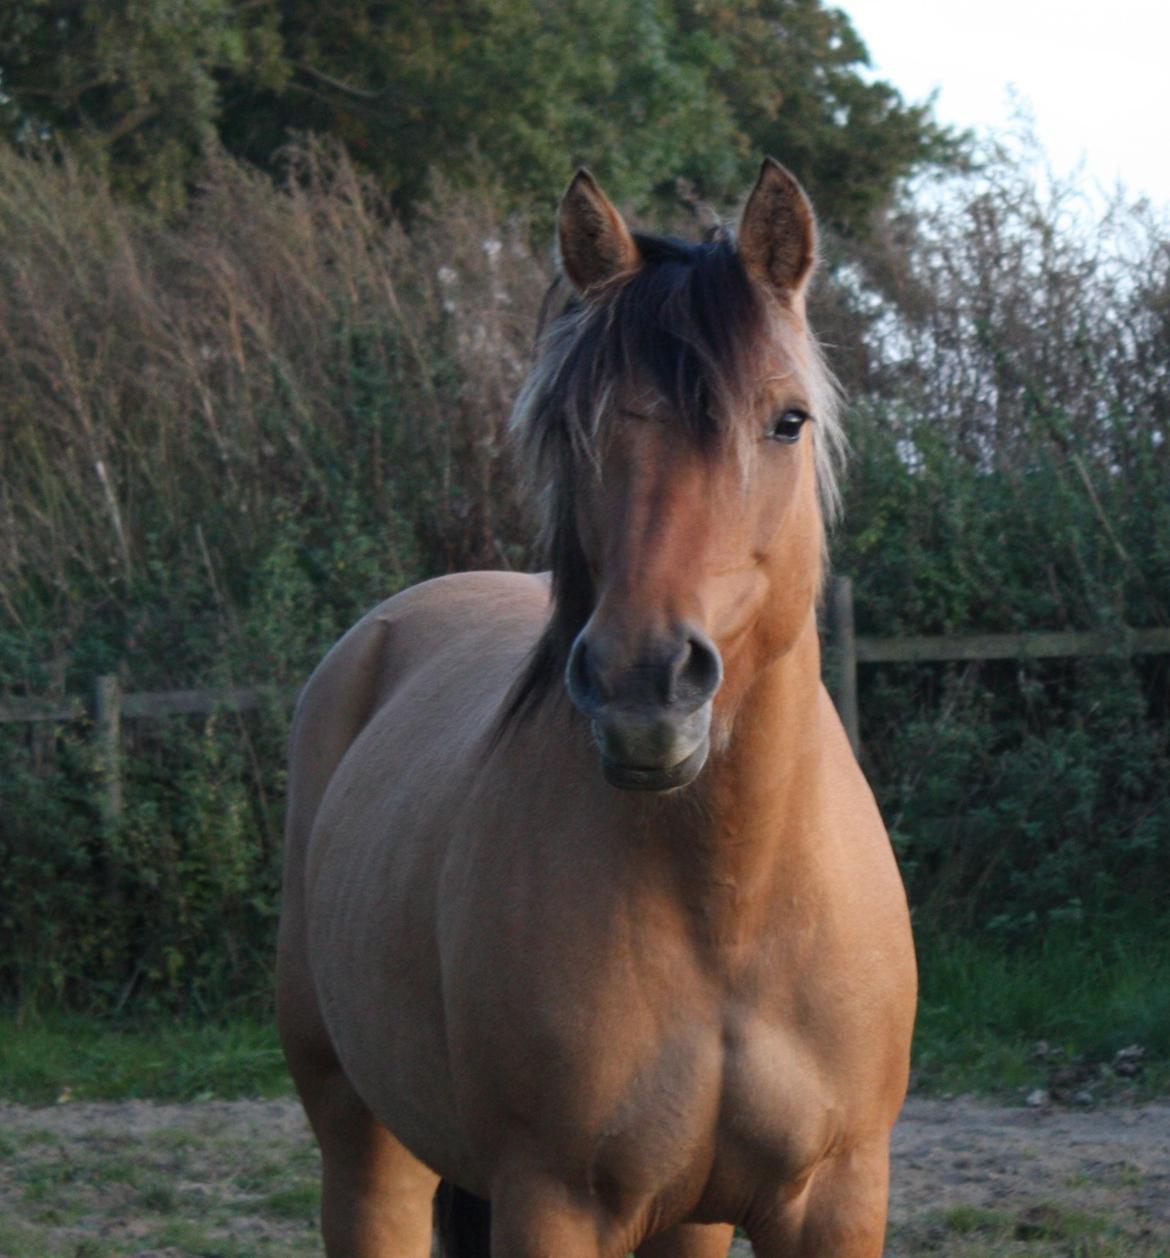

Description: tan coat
[278,161,916,1258]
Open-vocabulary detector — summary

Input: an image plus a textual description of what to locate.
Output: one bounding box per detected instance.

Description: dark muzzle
[565,623,722,791]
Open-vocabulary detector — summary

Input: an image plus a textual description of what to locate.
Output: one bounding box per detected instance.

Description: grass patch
[890,1202,1154,1256]
[0,1014,290,1103]
[941,1205,1016,1236]
[912,919,1170,1098]
[0,1104,325,1258]
[2,921,1169,1105]
[134,1174,183,1213]
[260,1181,320,1222]
[139,1218,315,1256]
[0,1218,113,1258]
[234,1155,307,1193]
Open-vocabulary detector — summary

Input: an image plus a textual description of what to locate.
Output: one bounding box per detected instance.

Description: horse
[277,158,916,1258]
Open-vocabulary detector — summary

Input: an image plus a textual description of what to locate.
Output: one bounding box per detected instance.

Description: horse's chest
[714,1012,835,1176]
[576,1008,834,1209]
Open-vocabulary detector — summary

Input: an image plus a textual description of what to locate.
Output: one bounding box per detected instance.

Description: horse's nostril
[566,633,598,711]
[675,630,723,708]
[567,624,721,717]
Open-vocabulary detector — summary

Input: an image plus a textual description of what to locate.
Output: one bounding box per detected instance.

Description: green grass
[2,919,1169,1105]
[0,1110,324,1258]
[887,1200,1165,1257]
[0,1014,290,1104]
[261,1181,321,1222]
[913,918,1170,1098]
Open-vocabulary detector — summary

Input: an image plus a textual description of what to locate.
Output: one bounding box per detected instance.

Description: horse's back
[307,567,548,727]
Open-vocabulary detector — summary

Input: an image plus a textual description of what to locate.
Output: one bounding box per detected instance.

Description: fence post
[93,673,123,826]
[829,576,860,757]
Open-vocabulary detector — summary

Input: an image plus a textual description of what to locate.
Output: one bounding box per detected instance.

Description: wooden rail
[0,678,300,824]
[825,578,1170,755]
[0,682,299,724]
[856,627,1170,664]
[3,582,1168,804]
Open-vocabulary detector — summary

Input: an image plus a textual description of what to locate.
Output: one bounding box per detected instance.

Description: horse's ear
[558,169,641,295]
[738,158,816,301]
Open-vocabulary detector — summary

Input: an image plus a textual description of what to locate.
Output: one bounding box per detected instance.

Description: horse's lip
[600,740,710,792]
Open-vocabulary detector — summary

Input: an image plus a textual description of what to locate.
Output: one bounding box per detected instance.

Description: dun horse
[278,159,916,1257]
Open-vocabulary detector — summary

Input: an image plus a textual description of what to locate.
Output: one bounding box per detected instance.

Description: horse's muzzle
[565,622,722,792]
[592,705,713,791]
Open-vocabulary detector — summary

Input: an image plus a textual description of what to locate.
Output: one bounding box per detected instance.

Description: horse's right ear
[558,169,641,295]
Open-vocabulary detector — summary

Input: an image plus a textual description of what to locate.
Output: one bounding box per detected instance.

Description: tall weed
[0,141,546,1011]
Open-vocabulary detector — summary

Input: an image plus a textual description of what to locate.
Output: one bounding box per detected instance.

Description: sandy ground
[884,1097,1170,1254]
[2,1096,1169,1256]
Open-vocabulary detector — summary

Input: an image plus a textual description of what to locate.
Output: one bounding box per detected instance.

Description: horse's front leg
[744,1142,891,1258]
[289,1047,438,1258]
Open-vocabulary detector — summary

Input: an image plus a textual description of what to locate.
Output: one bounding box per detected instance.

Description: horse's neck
[654,611,830,944]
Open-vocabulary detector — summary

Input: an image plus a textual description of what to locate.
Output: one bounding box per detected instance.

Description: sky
[839,0,1170,212]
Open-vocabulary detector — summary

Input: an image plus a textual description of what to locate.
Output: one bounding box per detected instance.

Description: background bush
[1,135,1166,1014]
[828,159,1170,933]
[0,139,544,1011]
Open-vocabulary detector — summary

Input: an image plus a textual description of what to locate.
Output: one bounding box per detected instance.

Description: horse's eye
[767,409,809,443]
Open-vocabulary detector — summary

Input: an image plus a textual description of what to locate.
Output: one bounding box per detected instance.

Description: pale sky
[840,0,1170,211]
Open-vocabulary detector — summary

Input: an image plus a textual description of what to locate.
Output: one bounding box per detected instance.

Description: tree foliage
[0,1,286,209]
[0,0,958,226]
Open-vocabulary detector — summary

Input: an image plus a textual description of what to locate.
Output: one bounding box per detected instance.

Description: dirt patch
[0,1099,320,1257]
[886,1097,1170,1255]
[2,1096,1168,1255]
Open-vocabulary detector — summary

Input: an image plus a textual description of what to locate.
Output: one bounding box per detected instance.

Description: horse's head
[510,160,841,791]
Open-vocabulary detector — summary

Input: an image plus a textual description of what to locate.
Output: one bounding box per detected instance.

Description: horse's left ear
[558,169,641,295]
[738,158,817,301]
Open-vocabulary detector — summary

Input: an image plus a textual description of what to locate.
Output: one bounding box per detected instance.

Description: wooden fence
[826,577,1170,754]
[3,576,1169,813]
[0,680,299,827]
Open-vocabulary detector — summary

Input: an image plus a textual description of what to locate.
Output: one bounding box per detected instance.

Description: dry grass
[0,140,548,693]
